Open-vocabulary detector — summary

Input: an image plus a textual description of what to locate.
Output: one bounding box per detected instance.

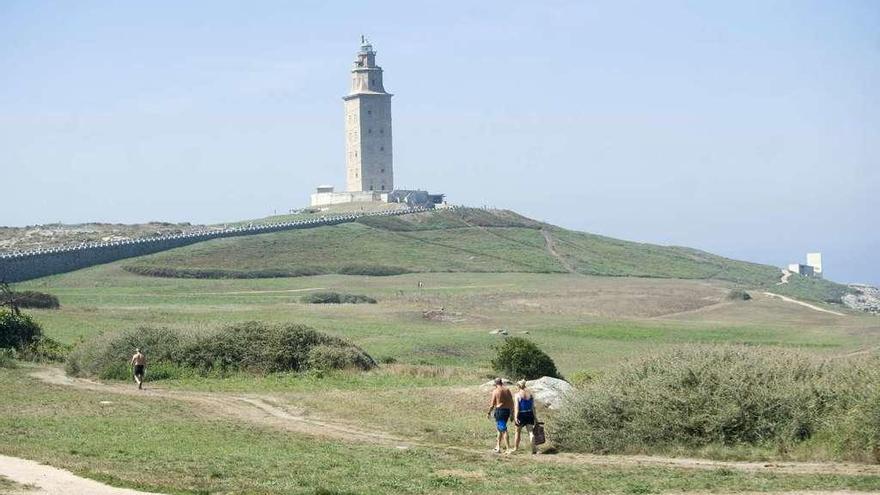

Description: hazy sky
[2,1,878,284]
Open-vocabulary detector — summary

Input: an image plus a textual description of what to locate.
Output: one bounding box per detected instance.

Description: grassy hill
[121,207,852,304]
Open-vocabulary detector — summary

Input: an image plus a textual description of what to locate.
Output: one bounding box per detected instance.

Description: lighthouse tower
[344,36,393,193]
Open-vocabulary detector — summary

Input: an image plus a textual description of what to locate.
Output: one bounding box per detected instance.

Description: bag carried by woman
[532,421,546,445]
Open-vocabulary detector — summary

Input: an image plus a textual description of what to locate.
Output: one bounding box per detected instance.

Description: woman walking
[512,379,538,454]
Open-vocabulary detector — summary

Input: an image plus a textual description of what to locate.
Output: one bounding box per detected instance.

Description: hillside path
[0,454,162,495]
[763,292,846,316]
[541,228,578,274]
[27,367,880,480]
[777,269,793,285]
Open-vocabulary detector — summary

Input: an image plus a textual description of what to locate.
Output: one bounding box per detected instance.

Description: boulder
[525,376,573,410]
[489,329,508,335]
[478,376,573,410]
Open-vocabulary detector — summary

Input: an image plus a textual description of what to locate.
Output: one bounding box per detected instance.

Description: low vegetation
[123,263,408,279]
[0,348,16,368]
[1,290,61,309]
[123,265,324,279]
[0,309,42,349]
[4,368,878,495]
[116,208,853,304]
[491,337,561,380]
[773,275,856,304]
[552,345,880,462]
[726,289,752,301]
[301,291,377,304]
[0,309,68,362]
[66,321,376,379]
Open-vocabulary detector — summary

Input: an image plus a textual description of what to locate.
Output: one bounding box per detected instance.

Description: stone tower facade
[344,37,393,193]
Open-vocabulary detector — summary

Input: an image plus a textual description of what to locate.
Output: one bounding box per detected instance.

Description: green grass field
[4,207,879,494]
[119,208,853,305]
[6,366,880,494]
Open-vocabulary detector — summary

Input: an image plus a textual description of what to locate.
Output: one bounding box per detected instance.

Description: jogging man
[130,348,146,390]
[486,377,514,453]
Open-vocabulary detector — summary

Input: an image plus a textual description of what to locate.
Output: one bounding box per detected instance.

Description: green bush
[3,290,61,309]
[300,292,377,304]
[550,346,880,462]
[726,289,752,301]
[0,309,42,350]
[67,321,376,379]
[19,336,70,362]
[490,337,561,380]
[66,326,182,378]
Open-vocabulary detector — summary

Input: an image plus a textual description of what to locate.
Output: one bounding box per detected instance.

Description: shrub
[123,265,324,279]
[66,326,183,378]
[0,309,42,350]
[301,292,377,304]
[550,346,880,461]
[490,337,561,380]
[67,321,376,379]
[19,336,70,362]
[726,289,752,301]
[336,264,409,276]
[3,291,61,309]
[307,344,375,371]
[0,348,17,368]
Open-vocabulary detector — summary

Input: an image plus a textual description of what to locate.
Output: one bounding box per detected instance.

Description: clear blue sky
[2,1,878,284]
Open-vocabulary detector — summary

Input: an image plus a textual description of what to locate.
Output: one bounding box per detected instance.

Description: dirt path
[541,228,578,274]
[777,269,793,285]
[31,368,409,448]
[763,292,846,316]
[28,367,880,479]
[0,454,161,495]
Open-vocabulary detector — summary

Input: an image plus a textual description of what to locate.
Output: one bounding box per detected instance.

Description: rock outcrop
[844,285,880,315]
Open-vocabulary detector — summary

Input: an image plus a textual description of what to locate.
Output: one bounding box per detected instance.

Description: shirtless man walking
[485,377,514,453]
[130,348,146,390]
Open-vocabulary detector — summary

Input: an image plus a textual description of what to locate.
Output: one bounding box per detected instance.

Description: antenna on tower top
[361,34,366,44]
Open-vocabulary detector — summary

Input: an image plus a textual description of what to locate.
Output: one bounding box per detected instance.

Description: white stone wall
[311,191,382,207]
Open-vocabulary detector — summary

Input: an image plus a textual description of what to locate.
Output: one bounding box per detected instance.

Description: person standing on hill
[512,379,538,454]
[130,348,146,390]
[486,377,514,453]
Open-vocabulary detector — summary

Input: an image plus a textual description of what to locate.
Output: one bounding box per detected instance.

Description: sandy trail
[763,292,846,316]
[541,228,578,274]
[0,455,160,495]
[777,269,793,285]
[26,367,880,479]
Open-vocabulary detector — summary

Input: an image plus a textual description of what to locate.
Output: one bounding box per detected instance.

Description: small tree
[491,337,561,380]
[0,309,42,350]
